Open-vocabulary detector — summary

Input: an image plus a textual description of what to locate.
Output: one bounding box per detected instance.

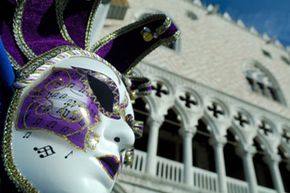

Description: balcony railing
[124,149,146,173]
[258,186,277,193]
[193,167,218,192]
[227,177,249,193]
[123,150,279,193]
[156,156,183,183]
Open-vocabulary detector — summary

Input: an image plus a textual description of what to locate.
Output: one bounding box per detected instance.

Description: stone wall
[100,0,290,118]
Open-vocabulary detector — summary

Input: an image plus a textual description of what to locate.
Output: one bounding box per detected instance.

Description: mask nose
[103,117,135,151]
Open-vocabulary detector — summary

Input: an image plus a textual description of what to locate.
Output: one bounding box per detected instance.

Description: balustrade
[125,150,147,173]
[123,150,280,193]
[258,186,278,193]
[227,177,249,193]
[192,167,219,192]
[156,156,184,183]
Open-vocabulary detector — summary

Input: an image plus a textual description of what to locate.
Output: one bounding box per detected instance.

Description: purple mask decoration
[17,68,120,149]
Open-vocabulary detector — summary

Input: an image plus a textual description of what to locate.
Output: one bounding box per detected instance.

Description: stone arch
[254,132,273,155]
[202,112,223,137]
[157,106,183,162]
[253,135,275,188]
[231,108,256,145]
[278,143,290,159]
[172,101,191,129]
[224,128,246,180]
[166,105,186,130]
[277,145,290,192]
[192,117,216,172]
[132,97,150,152]
[131,68,168,116]
[243,60,286,105]
[227,125,247,147]
[143,94,160,117]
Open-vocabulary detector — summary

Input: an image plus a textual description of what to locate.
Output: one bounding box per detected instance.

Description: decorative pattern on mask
[17,67,120,150]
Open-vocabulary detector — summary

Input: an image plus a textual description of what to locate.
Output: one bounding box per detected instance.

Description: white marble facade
[100,0,290,193]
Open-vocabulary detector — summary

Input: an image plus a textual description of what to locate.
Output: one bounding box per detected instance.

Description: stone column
[210,137,227,193]
[264,154,285,193]
[145,116,164,175]
[237,145,258,193]
[182,129,194,186]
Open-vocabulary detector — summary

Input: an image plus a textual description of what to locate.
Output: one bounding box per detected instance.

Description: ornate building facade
[101,1,290,193]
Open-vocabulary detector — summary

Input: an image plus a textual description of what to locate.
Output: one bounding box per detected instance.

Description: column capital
[209,136,227,147]
[147,115,164,126]
[236,145,257,158]
[181,123,196,135]
[263,153,281,165]
[180,129,194,138]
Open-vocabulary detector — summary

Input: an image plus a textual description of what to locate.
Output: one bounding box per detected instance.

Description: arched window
[244,61,286,105]
[253,138,274,189]
[132,98,149,152]
[278,146,290,192]
[157,108,183,162]
[192,119,216,172]
[224,129,245,180]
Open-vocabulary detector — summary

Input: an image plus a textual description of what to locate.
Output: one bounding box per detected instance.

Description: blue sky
[202,0,290,46]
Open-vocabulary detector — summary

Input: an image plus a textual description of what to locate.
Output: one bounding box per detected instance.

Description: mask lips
[98,155,120,178]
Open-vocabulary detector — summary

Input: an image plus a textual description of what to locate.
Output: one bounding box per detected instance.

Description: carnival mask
[4,52,138,193]
[0,0,179,193]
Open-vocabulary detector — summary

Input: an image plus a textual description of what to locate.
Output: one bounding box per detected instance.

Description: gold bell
[141,27,153,42]
[113,105,120,114]
[124,148,134,167]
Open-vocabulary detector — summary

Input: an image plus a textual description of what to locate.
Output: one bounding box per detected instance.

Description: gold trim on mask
[2,90,39,193]
[85,0,101,50]
[55,0,75,45]
[13,0,37,60]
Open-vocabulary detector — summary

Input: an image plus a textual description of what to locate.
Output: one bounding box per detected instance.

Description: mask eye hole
[88,74,114,113]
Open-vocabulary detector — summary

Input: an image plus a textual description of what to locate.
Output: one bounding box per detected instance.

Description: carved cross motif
[207,102,224,118]
[259,121,273,136]
[282,129,290,144]
[152,82,169,97]
[179,93,197,108]
[234,112,249,127]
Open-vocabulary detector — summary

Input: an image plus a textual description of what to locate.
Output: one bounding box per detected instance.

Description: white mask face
[3,50,136,193]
